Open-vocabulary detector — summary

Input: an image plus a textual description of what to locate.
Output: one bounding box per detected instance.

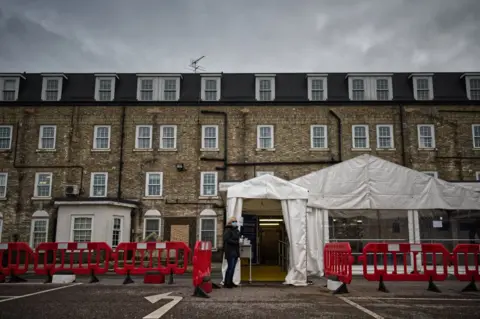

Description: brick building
[0,72,479,260]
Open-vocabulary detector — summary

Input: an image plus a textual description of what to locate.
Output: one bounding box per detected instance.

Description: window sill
[376,148,396,151]
[0,149,12,153]
[142,196,164,200]
[89,195,107,198]
[256,148,275,152]
[158,148,177,152]
[309,148,329,152]
[91,149,111,152]
[36,149,56,153]
[199,196,219,200]
[351,148,371,151]
[0,197,7,201]
[200,148,220,152]
[31,197,52,201]
[133,148,153,152]
[417,148,436,151]
[473,148,480,151]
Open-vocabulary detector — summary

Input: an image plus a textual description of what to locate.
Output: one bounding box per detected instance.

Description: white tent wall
[221,174,310,286]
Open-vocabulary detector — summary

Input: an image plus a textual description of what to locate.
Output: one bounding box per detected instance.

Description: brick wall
[0,105,479,244]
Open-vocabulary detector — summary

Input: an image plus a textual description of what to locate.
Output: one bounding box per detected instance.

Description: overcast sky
[0,0,479,73]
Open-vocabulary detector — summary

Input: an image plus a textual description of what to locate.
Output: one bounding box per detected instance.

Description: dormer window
[0,74,25,101]
[346,74,393,101]
[136,74,181,101]
[94,74,118,101]
[307,74,328,101]
[255,74,275,101]
[410,73,433,100]
[201,74,221,101]
[41,74,67,101]
[462,73,480,100]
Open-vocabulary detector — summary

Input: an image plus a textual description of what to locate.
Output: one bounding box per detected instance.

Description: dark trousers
[225,256,238,285]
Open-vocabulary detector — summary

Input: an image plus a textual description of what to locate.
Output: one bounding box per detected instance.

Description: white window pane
[0,127,12,149]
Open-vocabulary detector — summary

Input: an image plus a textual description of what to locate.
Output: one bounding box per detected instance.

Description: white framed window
[90,172,108,197]
[0,77,21,101]
[465,76,480,100]
[352,125,370,149]
[476,172,480,181]
[256,171,274,177]
[411,75,434,100]
[145,172,163,197]
[0,172,7,198]
[257,125,274,149]
[30,219,48,248]
[38,125,56,150]
[422,171,438,178]
[201,125,219,150]
[41,75,65,101]
[34,172,53,198]
[376,125,394,149]
[310,125,328,149]
[94,75,117,101]
[200,172,218,197]
[347,75,393,100]
[135,125,153,149]
[93,125,111,150]
[417,124,436,149]
[0,125,13,149]
[136,75,181,101]
[111,216,123,248]
[199,209,217,249]
[71,216,93,242]
[201,75,221,101]
[472,124,480,149]
[307,75,328,101]
[255,75,275,101]
[160,125,177,149]
[143,210,162,240]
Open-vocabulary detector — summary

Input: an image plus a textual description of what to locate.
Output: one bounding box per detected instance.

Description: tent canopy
[291,154,480,210]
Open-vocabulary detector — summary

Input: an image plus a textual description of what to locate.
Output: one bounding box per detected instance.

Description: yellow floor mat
[240,265,287,282]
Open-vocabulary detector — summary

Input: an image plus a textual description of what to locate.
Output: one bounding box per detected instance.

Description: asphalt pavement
[0,275,479,319]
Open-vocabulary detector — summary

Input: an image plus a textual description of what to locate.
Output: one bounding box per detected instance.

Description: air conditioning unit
[64,185,80,196]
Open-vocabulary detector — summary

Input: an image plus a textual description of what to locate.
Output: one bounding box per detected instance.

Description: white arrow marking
[143,292,183,319]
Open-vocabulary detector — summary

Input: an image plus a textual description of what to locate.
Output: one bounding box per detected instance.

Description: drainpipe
[328,110,342,162]
[399,105,408,167]
[117,106,126,199]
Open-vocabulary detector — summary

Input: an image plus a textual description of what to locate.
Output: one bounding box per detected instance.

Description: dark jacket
[223,225,240,259]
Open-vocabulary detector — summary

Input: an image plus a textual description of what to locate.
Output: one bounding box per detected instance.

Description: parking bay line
[347,297,480,302]
[0,283,83,303]
[337,296,385,319]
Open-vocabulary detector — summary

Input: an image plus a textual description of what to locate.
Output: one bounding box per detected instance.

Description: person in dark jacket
[223,217,240,288]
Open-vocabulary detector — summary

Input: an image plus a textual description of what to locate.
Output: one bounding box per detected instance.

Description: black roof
[1,72,479,106]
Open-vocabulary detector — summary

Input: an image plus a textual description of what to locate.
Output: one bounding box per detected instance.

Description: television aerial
[188,56,206,73]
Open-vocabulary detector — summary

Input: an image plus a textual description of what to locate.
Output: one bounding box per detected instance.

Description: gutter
[200,110,228,174]
[328,109,342,162]
[117,106,126,199]
[399,104,408,167]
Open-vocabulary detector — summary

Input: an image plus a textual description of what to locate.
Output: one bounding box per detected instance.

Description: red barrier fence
[33,242,113,283]
[0,243,34,283]
[452,244,480,292]
[323,242,354,294]
[358,243,451,293]
[192,240,217,298]
[113,241,190,284]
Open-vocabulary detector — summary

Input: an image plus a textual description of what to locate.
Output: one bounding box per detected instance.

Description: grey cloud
[0,0,479,72]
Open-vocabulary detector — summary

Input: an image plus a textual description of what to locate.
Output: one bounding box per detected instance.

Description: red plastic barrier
[452,244,480,292]
[324,242,354,289]
[113,241,190,284]
[33,242,113,283]
[192,241,214,298]
[359,243,451,292]
[0,242,34,282]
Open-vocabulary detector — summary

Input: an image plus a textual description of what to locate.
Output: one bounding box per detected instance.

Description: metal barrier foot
[212,283,221,289]
[167,269,174,285]
[461,277,478,292]
[332,283,349,295]
[7,275,27,283]
[89,269,100,284]
[123,271,134,285]
[193,286,211,298]
[426,276,441,293]
[378,276,389,293]
[44,271,53,284]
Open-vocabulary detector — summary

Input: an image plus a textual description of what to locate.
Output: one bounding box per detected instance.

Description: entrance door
[259,224,282,265]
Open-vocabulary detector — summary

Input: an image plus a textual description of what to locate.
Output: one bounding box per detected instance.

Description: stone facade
[1,104,480,252]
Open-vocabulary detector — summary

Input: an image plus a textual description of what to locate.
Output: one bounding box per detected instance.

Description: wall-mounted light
[176,163,185,172]
[259,223,280,226]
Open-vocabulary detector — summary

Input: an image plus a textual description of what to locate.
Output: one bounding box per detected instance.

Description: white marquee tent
[222,174,310,286]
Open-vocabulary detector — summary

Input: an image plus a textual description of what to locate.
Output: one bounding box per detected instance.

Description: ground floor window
[143,218,161,241]
[30,219,48,248]
[71,216,93,242]
[328,210,409,266]
[111,217,123,247]
[199,209,217,248]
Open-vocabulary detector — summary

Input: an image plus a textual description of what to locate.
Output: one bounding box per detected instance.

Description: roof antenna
[188,56,206,73]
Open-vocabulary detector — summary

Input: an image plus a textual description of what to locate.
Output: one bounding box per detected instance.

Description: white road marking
[143,292,183,319]
[348,297,480,302]
[337,296,385,319]
[0,283,82,303]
